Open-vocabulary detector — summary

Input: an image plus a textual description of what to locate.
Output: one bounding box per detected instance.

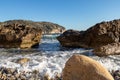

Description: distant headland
[0,20,66,34]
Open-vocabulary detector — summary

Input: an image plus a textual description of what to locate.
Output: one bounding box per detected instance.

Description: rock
[57,29,84,48]
[57,19,120,48]
[63,54,114,80]
[0,21,42,48]
[93,43,120,56]
[112,70,120,80]
[16,58,30,64]
[36,22,65,34]
[0,20,65,35]
[19,75,26,80]
[44,74,51,80]
[1,73,7,79]
[0,67,44,79]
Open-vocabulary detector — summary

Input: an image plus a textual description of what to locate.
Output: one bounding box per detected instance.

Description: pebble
[0,67,50,80]
[111,70,120,80]
[1,67,118,80]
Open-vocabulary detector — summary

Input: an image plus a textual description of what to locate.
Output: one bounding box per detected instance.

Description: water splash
[0,34,119,79]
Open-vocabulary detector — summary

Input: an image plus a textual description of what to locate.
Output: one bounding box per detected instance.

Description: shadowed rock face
[57,19,120,48]
[57,29,85,48]
[0,21,42,48]
[57,19,120,56]
[93,43,120,56]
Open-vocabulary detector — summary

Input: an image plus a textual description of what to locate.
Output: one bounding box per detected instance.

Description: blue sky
[0,0,120,30]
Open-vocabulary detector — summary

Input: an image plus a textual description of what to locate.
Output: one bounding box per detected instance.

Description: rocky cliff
[0,20,42,48]
[0,20,65,34]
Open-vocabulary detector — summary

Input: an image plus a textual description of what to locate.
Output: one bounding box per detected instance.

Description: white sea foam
[92,55,120,72]
[0,35,120,79]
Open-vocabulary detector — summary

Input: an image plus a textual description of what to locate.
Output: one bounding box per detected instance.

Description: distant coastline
[0,20,66,34]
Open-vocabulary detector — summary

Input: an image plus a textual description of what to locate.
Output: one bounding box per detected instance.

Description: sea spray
[0,34,119,79]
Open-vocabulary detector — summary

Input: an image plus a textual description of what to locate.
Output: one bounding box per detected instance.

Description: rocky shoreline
[0,67,119,80]
[0,67,61,80]
[0,20,65,35]
[0,19,120,80]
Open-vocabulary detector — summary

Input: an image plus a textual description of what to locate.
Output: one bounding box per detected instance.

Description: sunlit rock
[57,19,120,48]
[63,54,114,80]
[0,21,42,48]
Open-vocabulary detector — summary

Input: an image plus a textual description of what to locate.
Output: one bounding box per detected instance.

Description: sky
[0,0,120,30]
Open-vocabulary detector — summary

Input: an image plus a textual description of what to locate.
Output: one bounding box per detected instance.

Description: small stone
[29,77,34,80]
[0,74,2,78]
[11,75,16,79]
[115,76,120,80]
[15,73,20,78]
[32,70,39,74]
[20,75,26,80]
[2,73,7,79]
[16,58,30,64]
[44,74,51,80]
[55,73,61,80]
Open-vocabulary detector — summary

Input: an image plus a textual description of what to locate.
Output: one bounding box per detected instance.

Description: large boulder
[57,29,85,47]
[93,43,120,56]
[0,21,42,48]
[57,19,120,48]
[63,54,114,80]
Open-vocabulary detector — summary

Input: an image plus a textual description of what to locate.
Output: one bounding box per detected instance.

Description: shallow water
[0,34,120,79]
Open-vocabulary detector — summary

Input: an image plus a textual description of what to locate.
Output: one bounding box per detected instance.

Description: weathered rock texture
[57,19,120,48]
[93,43,120,56]
[63,54,114,80]
[57,19,120,56]
[0,20,65,48]
[0,21,42,48]
[1,20,65,34]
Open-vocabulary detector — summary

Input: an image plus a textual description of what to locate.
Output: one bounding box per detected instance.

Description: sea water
[0,34,120,79]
